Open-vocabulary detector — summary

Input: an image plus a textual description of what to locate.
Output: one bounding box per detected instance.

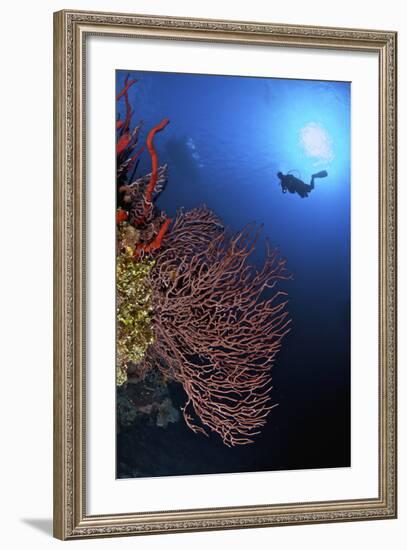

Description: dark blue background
[117,70,351,477]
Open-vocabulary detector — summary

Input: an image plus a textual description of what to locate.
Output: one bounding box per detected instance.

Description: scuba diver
[277,170,328,198]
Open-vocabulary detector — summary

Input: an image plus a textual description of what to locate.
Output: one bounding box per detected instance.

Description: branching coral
[116,76,171,256]
[115,74,292,446]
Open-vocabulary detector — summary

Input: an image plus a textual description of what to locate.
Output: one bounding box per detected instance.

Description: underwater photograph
[115,69,351,479]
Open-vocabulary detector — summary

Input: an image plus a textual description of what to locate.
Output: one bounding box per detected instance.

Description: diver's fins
[312,170,328,178]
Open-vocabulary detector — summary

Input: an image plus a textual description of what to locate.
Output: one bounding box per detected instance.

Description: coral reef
[115,75,292,446]
[117,370,180,431]
[116,248,155,385]
[116,76,171,384]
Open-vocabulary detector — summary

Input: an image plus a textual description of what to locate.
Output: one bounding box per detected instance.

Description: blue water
[116,70,351,476]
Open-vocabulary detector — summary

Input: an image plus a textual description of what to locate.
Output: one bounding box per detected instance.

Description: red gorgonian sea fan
[116,75,292,447]
[141,208,292,446]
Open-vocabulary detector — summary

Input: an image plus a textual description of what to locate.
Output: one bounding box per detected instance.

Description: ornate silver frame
[53,9,397,540]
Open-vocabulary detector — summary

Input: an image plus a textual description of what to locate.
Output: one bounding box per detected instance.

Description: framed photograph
[53,9,397,540]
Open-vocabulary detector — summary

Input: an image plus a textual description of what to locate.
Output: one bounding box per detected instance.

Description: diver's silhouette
[277,170,328,198]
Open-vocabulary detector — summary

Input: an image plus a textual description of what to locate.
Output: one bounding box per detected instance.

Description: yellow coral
[116,250,155,386]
